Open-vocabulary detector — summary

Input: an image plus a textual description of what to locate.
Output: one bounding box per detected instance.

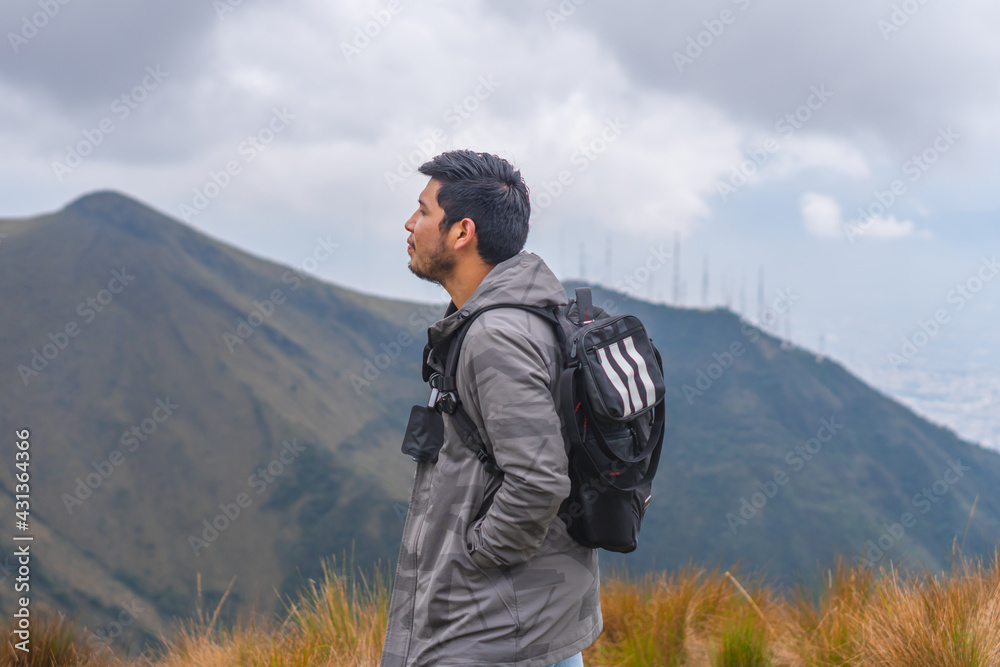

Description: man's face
[405,179,456,285]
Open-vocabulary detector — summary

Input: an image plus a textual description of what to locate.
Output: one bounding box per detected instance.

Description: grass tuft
[1,608,115,667]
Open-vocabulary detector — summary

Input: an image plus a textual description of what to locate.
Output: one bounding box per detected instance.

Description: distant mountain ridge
[1,191,998,655]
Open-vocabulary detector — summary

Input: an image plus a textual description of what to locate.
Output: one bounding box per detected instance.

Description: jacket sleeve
[459,324,571,569]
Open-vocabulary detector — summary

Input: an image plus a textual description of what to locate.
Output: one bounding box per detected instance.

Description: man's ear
[452,217,477,251]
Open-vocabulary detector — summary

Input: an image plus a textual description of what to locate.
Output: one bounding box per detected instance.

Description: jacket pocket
[463,540,521,636]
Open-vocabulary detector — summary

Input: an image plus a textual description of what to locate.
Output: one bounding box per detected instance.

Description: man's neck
[444,260,495,310]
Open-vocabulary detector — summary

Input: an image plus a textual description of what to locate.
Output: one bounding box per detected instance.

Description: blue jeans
[546,652,584,667]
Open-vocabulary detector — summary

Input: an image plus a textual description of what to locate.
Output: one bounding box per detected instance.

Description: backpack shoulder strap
[429,303,561,476]
[442,303,559,380]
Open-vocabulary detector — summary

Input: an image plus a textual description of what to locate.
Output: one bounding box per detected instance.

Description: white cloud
[800,192,843,239]
[800,192,929,242]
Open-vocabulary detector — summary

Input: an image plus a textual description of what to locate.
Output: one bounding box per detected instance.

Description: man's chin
[407,262,439,285]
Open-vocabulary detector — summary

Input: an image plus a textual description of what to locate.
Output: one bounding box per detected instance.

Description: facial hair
[407,234,456,286]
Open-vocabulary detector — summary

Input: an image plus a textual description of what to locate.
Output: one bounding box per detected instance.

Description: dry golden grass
[855,551,1000,667]
[1,608,115,667]
[8,550,1000,666]
[129,561,390,667]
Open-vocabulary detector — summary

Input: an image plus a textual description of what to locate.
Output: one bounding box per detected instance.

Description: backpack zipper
[583,321,646,352]
[570,319,639,359]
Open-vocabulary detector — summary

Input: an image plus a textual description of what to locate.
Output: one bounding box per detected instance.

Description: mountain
[0,192,438,652]
[1,191,998,654]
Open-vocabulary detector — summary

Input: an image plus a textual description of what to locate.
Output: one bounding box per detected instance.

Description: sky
[2,0,998,387]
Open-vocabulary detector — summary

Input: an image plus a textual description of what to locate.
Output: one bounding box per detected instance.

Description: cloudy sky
[3,0,998,381]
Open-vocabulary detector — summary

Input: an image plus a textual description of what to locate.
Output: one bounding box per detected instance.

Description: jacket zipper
[398,463,427,665]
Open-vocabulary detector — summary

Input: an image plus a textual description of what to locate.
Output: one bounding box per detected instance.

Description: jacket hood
[427,251,568,348]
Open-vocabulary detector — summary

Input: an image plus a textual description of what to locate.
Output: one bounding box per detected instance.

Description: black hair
[417,150,530,266]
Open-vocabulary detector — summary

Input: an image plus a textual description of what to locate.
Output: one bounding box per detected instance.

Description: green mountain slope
[0,192,435,651]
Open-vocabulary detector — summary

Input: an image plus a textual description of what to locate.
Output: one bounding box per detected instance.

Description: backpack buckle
[428,372,459,413]
[437,391,458,414]
[476,448,502,476]
[429,372,456,392]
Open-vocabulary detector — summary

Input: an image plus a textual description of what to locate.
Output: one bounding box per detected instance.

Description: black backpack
[401,287,666,553]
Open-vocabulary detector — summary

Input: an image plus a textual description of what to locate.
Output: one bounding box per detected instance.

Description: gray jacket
[380,251,602,667]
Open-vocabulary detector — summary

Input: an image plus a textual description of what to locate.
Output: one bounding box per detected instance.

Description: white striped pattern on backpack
[595,335,658,417]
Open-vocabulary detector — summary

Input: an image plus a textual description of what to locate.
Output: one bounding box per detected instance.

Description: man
[379,150,601,667]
